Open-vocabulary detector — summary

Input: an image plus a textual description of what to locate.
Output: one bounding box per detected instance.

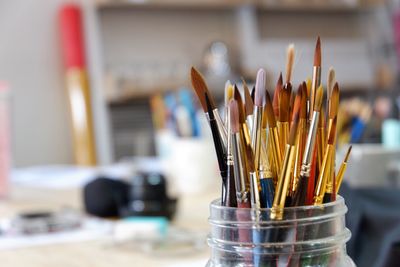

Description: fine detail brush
[265,89,283,175]
[252,69,266,171]
[271,101,300,220]
[205,93,228,205]
[273,73,283,119]
[336,145,352,194]
[191,67,228,148]
[327,67,336,103]
[225,98,237,207]
[291,85,323,207]
[310,37,322,121]
[314,117,336,205]
[285,44,295,85]
[230,99,251,208]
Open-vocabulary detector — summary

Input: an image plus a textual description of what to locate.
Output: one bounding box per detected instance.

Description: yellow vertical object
[66,68,97,165]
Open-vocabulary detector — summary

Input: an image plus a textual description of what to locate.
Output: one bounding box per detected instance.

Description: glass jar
[206,196,355,267]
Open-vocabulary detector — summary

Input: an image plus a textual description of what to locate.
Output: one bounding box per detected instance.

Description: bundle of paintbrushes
[190,37,352,214]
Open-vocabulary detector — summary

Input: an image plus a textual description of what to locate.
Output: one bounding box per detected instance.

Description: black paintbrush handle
[224,164,237,207]
[291,175,309,207]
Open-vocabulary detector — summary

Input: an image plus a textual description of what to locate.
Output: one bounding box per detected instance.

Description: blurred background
[1,0,400,266]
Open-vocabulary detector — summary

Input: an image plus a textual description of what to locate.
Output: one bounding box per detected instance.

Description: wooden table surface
[0,186,217,267]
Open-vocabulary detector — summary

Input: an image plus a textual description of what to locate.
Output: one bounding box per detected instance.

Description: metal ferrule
[336,162,347,194]
[213,109,228,150]
[251,106,263,169]
[232,133,246,195]
[250,171,261,210]
[259,141,273,179]
[271,143,296,220]
[300,110,320,176]
[246,115,254,135]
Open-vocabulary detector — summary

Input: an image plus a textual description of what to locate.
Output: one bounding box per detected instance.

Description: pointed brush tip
[345,146,353,162]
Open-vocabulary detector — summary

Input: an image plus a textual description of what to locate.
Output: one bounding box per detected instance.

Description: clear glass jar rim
[210,195,345,212]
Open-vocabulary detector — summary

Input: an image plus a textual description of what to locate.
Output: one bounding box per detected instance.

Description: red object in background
[59,4,85,69]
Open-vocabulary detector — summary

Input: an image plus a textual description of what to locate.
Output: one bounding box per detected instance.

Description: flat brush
[265,90,283,175]
[242,78,254,133]
[191,67,227,149]
[205,93,228,204]
[224,100,238,208]
[310,36,321,121]
[252,69,266,171]
[291,85,323,207]
[336,145,352,194]
[314,117,336,205]
[271,107,300,220]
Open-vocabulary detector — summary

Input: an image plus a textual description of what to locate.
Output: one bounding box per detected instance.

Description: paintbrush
[310,37,322,121]
[242,78,254,133]
[265,90,283,177]
[252,69,266,171]
[224,98,237,207]
[290,84,305,198]
[230,100,250,208]
[336,145,352,194]
[314,117,337,205]
[271,100,300,220]
[205,93,228,205]
[278,83,291,154]
[326,82,340,201]
[291,85,323,207]
[191,67,227,149]
[251,86,255,103]
[273,73,283,119]
[234,86,251,194]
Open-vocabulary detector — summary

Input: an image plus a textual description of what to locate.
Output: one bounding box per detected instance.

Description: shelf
[96,0,383,11]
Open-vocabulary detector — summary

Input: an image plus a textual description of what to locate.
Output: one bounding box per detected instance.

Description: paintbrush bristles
[234,85,246,124]
[329,82,340,119]
[190,67,214,112]
[344,145,352,162]
[314,36,321,67]
[225,81,233,106]
[300,83,307,119]
[327,67,336,99]
[286,44,295,84]
[279,84,291,122]
[255,69,266,107]
[314,85,324,112]
[265,90,277,127]
[327,117,337,145]
[292,85,303,123]
[229,100,240,134]
[273,73,283,117]
[243,79,254,117]
[289,109,300,146]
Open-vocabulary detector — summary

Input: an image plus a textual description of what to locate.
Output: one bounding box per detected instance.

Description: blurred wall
[0,0,73,167]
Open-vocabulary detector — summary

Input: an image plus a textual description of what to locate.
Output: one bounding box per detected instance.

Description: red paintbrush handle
[238,201,251,209]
